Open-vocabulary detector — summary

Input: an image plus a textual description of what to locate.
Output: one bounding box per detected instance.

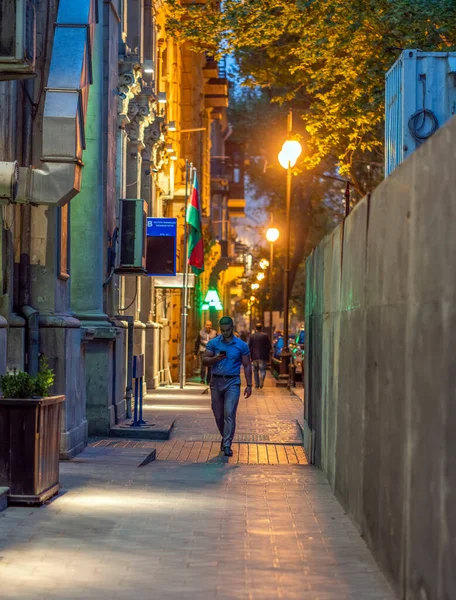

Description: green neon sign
[202,289,223,311]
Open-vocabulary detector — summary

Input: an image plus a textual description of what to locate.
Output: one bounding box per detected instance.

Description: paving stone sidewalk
[0,374,396,600]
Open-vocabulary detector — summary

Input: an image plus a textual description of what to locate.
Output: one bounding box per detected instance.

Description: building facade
[0,0,244,457]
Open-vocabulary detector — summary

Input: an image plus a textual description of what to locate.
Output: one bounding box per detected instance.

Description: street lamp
[278,140,302,169]
[278,110,302,381]
[265,226,280,340]
[266,228,279,243]
[256,272,265,281]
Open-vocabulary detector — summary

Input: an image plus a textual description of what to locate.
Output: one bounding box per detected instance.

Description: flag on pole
[186,170,204,275]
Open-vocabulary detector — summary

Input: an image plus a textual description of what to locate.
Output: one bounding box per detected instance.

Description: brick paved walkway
[90,438,308,465]
[0,374,396,600]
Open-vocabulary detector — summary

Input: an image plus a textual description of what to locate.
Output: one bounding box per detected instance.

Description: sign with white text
[146,218,177,276]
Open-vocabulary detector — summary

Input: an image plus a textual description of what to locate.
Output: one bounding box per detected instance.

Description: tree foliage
[165,0,456,188]
[228,86,344,309]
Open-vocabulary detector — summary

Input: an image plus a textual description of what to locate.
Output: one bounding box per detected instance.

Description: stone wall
[305,115,456,599]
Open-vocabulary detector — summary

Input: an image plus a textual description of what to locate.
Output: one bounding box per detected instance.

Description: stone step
[110,415,175,440]
[0,487,8,512]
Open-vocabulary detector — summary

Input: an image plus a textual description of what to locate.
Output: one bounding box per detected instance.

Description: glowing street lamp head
[278,139,302,169]
[251,283,260,290]
[256,272,265,281]
[266,227,280,243]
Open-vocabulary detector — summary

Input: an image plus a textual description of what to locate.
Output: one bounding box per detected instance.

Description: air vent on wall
[115,199,147,275]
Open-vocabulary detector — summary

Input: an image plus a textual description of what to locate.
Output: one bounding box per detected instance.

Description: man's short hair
[219,316,234,327]
[255,323,263,331]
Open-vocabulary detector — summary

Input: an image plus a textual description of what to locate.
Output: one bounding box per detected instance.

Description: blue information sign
[146,218,177,276]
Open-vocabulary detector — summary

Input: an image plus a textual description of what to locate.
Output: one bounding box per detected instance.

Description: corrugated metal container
[385,50,456,176]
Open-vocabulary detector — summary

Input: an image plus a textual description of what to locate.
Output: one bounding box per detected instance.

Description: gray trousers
[210,377,241,448]
[252,359,267,388]
[200,352,208,382]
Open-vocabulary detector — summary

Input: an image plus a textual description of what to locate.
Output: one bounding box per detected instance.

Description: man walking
[248,323,272,389]
[194,320,217,384]
[203,316,252,456]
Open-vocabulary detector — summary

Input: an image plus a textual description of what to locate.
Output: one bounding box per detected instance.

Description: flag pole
[179,161,191,388]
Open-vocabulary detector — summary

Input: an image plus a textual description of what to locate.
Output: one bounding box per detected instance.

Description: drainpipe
[20,76,40,375]
[117,314,134,419]
[22,306,39,376]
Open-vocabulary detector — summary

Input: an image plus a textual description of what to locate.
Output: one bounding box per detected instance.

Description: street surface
[0,375,395,599]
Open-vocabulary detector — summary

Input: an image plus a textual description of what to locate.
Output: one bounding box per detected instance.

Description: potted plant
[0,356,65,505]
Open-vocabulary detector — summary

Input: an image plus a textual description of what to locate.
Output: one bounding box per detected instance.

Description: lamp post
[266,227,279,339]
[277,110,302,381]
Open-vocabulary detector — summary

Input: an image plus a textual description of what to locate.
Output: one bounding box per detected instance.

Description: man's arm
[194,333,201,355]
[202,349,226,367]
[242,353,253,398]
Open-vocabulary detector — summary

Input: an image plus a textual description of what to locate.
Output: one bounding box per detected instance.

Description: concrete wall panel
[406,300,446,600]
[340,199,367,312]
[364,305,407,592]
[409,117,456,305]
[367,160,413,308]
[329,226,343,314]
[308,314,323,462]
[304,115,456,596]
[321,312,340,490]
[442,303,456,599]
[320,235,331,315]
[334,309,365,529]
[304,254,314,427]
[305,251,315,319]
[313,244,324,316]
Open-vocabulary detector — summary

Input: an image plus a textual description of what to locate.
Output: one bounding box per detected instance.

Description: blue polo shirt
[207,335,250,382]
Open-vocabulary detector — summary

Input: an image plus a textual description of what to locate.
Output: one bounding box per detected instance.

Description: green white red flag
[186,170,204,275]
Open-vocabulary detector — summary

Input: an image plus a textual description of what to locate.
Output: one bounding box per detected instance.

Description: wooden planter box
[0,395,64,505]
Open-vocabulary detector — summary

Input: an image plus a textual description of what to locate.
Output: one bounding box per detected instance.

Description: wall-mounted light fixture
[157,92,167,104]
[168,121,176,132]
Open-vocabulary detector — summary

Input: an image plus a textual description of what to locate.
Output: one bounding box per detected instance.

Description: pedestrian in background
[203,316,252,456]
[248,323,272,389]
[273,330,284,359]
[194,320,217,384]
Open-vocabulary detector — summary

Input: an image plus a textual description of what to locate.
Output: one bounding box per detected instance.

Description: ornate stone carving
[117,65,142,125]
[142,119,162,162]
[150,140,168,178]
[125,94,157,145]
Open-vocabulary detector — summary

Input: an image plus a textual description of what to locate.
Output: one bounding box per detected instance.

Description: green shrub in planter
[0,356,55,398]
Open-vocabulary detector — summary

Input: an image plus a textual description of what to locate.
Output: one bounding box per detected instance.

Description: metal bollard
[130,354,147,427]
